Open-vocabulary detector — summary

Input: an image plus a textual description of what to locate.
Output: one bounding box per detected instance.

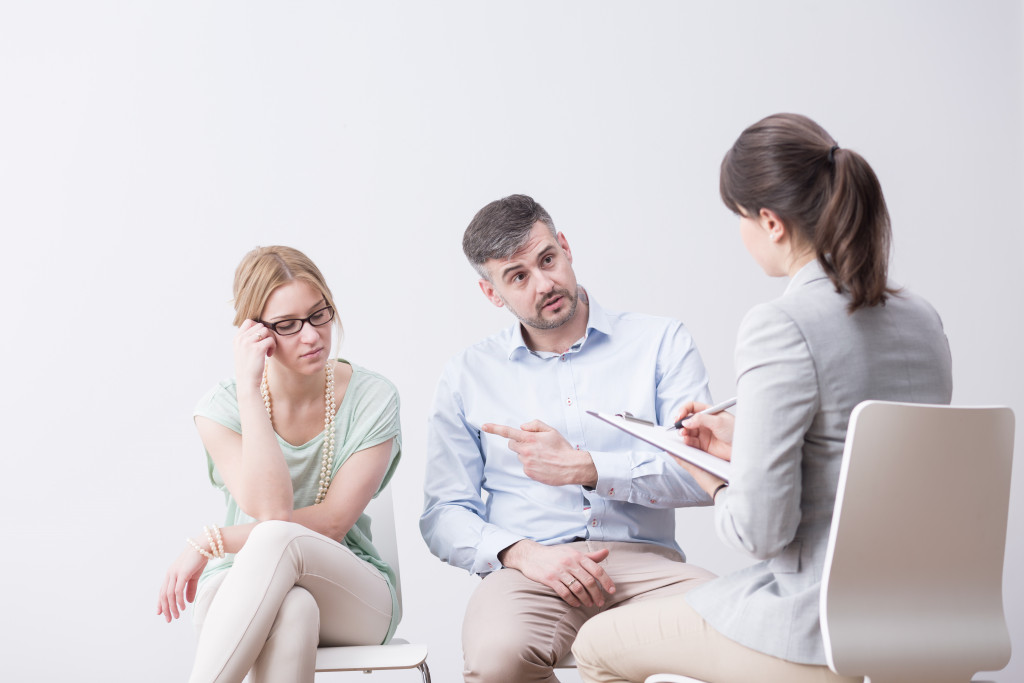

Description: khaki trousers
[571,591,862,683]
[461,540,715,683]
[190,520,393,683]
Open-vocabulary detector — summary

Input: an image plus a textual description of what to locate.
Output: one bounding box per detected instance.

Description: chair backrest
[364,485,403,611]
[820,401,1014,682]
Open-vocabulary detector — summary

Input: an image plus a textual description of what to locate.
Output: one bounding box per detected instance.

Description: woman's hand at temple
[234,319,276,392]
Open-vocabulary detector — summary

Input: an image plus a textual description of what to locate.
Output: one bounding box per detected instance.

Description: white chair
[820,401,1013,683]
[647,401,1015,683]
[315,486,431,681]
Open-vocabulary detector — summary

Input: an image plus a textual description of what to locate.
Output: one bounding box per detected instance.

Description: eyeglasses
[259,305,335,336]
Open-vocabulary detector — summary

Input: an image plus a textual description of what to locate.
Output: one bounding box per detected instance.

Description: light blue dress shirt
[420,293,713,576]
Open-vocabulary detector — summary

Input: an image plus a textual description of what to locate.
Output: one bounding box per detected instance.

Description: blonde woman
[157,246,402,683]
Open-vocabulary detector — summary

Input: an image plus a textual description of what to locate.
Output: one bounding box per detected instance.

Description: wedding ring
[256,332,264,341]
[566,578,578,587]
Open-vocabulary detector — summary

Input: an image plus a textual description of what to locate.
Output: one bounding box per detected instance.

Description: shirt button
[649,498,657,504]
[567,398,572,406]
[608,487,615,496]
[591,520,598,527]
[560,355,567,362]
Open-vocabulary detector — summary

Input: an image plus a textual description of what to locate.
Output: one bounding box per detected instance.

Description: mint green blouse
[193,360,402,642]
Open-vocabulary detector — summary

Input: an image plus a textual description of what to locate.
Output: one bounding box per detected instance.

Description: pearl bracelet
[188,523,226,560]
[202,525,226,559]
[186,536,216,560]
[210,523,225,558]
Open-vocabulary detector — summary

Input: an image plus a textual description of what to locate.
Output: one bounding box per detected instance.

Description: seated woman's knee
[241,520,307,555]
[570,616,602,668]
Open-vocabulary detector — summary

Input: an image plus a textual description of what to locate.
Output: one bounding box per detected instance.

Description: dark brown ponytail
[720,113,895,312]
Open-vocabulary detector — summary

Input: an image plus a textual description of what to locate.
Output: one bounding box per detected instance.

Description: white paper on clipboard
[586,410,731,482]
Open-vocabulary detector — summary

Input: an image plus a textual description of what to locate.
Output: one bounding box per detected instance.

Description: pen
[669,397,738,430]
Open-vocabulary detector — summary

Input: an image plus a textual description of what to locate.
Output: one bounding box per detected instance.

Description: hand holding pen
[669,397,737,430]
[672,397,736,463]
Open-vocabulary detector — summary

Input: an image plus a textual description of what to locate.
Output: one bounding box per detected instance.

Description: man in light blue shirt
[420,194,716,683]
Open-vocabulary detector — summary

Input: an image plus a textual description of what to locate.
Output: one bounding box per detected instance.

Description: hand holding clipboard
[586,400,735,482]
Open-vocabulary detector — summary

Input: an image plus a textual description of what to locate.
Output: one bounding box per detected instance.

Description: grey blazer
[686,260,953,665]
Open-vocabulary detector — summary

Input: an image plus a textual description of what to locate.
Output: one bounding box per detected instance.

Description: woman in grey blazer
[572,113,953,683]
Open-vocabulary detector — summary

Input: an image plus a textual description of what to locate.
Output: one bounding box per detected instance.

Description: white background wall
[1,2,1021,681]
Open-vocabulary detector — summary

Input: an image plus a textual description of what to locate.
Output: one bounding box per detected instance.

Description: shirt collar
[506,287,612,360]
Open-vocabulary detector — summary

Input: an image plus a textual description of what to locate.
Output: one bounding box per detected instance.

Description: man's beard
[502,287,579,330]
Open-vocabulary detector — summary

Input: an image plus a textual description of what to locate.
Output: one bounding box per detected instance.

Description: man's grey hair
[462,194,557,280]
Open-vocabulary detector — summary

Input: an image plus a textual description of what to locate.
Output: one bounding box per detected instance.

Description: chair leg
[417,661,431,683]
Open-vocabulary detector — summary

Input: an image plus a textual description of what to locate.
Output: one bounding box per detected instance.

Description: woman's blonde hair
[232,246,342,341]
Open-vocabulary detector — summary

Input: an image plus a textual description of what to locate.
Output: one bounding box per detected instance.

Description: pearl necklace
[260,360,337,504]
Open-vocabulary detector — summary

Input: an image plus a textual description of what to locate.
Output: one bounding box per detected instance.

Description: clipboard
[586,410,731,482]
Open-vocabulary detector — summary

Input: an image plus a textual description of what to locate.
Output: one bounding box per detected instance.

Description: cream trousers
[189,520,392,683]
[571,591,862,683]
[461,540,715,683]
